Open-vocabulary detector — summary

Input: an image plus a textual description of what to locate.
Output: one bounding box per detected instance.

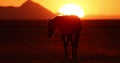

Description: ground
[0,20,120,63]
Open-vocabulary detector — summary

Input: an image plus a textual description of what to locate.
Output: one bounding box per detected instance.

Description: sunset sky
[0,0,120,16]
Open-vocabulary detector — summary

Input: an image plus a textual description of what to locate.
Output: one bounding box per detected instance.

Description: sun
[58,4,84,18]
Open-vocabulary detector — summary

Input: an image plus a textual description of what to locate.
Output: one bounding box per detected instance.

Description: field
[0,19,120,63]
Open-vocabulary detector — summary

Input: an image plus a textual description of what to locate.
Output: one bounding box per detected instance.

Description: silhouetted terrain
[0,19,120,63]
[0,0,56,20]
[0,0,120,63]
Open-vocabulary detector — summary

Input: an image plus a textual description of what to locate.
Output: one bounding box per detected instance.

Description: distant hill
[0,0,56,20]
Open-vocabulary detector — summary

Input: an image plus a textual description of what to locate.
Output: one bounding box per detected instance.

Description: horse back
[55,16,82,34]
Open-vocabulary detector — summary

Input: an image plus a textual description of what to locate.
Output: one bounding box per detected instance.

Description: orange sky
[0,0,120,16]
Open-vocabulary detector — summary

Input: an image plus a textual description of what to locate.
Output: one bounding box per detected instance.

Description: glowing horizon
[0,0,120,17]
[58,4,84,18]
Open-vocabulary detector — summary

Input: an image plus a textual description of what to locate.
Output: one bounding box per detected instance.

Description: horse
[47,15,82,59]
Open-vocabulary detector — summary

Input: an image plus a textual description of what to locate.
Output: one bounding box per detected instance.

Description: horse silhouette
[47,15,82,59]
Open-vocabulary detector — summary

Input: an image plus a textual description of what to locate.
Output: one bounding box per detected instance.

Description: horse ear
[48,18,50,21]
[47,18,49,22]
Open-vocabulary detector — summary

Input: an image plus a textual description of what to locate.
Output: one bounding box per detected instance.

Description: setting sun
[58,4,84,18]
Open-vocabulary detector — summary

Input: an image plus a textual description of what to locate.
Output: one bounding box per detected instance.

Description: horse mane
[54,15,80,19]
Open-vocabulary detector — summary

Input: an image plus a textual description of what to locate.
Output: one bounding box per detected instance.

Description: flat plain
[0,19,120,63]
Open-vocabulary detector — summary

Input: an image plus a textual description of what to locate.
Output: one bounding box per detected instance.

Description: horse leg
[74,32,80,59]
[67,35,75,59]
[61,35,68,58]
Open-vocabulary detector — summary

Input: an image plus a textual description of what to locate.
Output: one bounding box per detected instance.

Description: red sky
[0,0,120,19]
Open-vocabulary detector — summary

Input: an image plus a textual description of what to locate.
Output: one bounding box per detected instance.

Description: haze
[0,0,120,16]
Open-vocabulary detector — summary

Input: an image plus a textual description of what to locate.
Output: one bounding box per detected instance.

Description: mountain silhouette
[0,0,56,20]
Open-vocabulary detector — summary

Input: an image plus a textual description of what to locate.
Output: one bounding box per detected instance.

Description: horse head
[47,18,56,38]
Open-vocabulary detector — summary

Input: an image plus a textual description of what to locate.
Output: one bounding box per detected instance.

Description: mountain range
[0,0,56,20]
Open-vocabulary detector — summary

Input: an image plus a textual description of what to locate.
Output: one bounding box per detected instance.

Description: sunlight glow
[58,4,84,18]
